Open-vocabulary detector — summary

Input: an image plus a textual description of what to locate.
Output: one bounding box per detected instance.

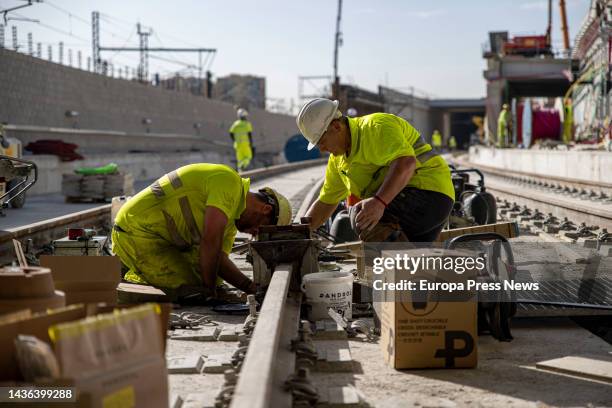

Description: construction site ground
[165,165,612,408]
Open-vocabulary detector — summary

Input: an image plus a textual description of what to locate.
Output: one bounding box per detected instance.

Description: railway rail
[451,157,612,233]
[0,159,327,265]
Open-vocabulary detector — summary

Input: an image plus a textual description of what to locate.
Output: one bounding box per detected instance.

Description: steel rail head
[230,264,293,408]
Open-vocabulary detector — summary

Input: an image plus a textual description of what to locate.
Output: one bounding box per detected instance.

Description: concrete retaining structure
[0,49,298,154]
[468,146,611,185]
[27,151,231,196]
[5,125,234,155]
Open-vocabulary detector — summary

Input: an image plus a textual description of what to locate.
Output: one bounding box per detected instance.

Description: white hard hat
[296,98,341,151]
[237,108,248,118]
[259,187,292,226]
[347,108,357,117]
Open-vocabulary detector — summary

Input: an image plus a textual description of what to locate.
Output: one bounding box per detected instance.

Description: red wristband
[373,195,388,208]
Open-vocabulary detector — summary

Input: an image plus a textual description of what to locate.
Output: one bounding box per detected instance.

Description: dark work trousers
[383,187,454,242]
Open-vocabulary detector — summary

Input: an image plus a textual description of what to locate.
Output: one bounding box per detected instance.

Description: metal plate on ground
[516,278,612,317]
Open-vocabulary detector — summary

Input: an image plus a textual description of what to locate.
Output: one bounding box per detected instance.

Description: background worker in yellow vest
[229,108,254,171]
[448,135,457,151]
[297,98,454,242]
[431,129,442,151]
[562,98,573,144]
[112,163,291,300]
[497,104,511,148]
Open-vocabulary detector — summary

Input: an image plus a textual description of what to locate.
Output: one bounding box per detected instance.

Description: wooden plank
[437,221,519,242]
[536,356,612,383]
[117,282,169,303]
[230,264,292,408]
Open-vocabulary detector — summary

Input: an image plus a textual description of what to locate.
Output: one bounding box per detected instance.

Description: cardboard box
[379,249,478,369]
[40,256,121,305]
[51,304,167,408]
[64,290,117,306]
[0,305,88,381]
[0,303,170,408]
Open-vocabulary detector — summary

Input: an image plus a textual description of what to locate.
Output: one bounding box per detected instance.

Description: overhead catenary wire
[149,54,197,68]
[11,6,213,78]
[11,8,142,69]
[13,12,89,43]
[44,1,90,26]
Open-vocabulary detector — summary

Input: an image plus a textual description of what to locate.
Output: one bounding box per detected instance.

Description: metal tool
[446,232,516,342]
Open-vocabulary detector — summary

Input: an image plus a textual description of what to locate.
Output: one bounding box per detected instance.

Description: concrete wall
[468,146,612,184]
[380,87,432,140]
[6,125,234,155]
[0,49,297,154]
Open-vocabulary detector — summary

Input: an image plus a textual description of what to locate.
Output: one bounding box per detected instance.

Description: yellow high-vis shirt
[115,163,249,255]
[319,113,455,205]
[230,120,253,144]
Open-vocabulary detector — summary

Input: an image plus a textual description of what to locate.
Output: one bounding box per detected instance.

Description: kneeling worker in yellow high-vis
[112,163,291,299]
[297,98,454,242]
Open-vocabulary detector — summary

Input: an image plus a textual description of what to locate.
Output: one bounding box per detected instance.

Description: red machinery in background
[503,35,552,57]
[502,0,570,57]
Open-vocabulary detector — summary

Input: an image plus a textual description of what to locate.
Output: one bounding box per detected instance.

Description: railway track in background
[0,159,327,265]
[450,157,612,234]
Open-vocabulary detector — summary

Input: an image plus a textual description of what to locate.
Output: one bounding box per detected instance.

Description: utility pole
[11,25,18,51]
[137,23,151,82]
[92,11,100,73]
[0,24,4,49]
[332,0,343,100]
[27,32,32,55]
[92,11,216,88]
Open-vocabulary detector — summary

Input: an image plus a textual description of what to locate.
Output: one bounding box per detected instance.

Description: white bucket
[301,271,353,321]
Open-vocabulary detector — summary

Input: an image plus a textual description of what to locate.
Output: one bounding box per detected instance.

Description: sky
[1,0,592,110]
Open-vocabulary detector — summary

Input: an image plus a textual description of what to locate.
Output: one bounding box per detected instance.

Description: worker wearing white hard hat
[296,98,454,242]
[230,108,254,171]
[347,107,358,117]
[112,163,291,301]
